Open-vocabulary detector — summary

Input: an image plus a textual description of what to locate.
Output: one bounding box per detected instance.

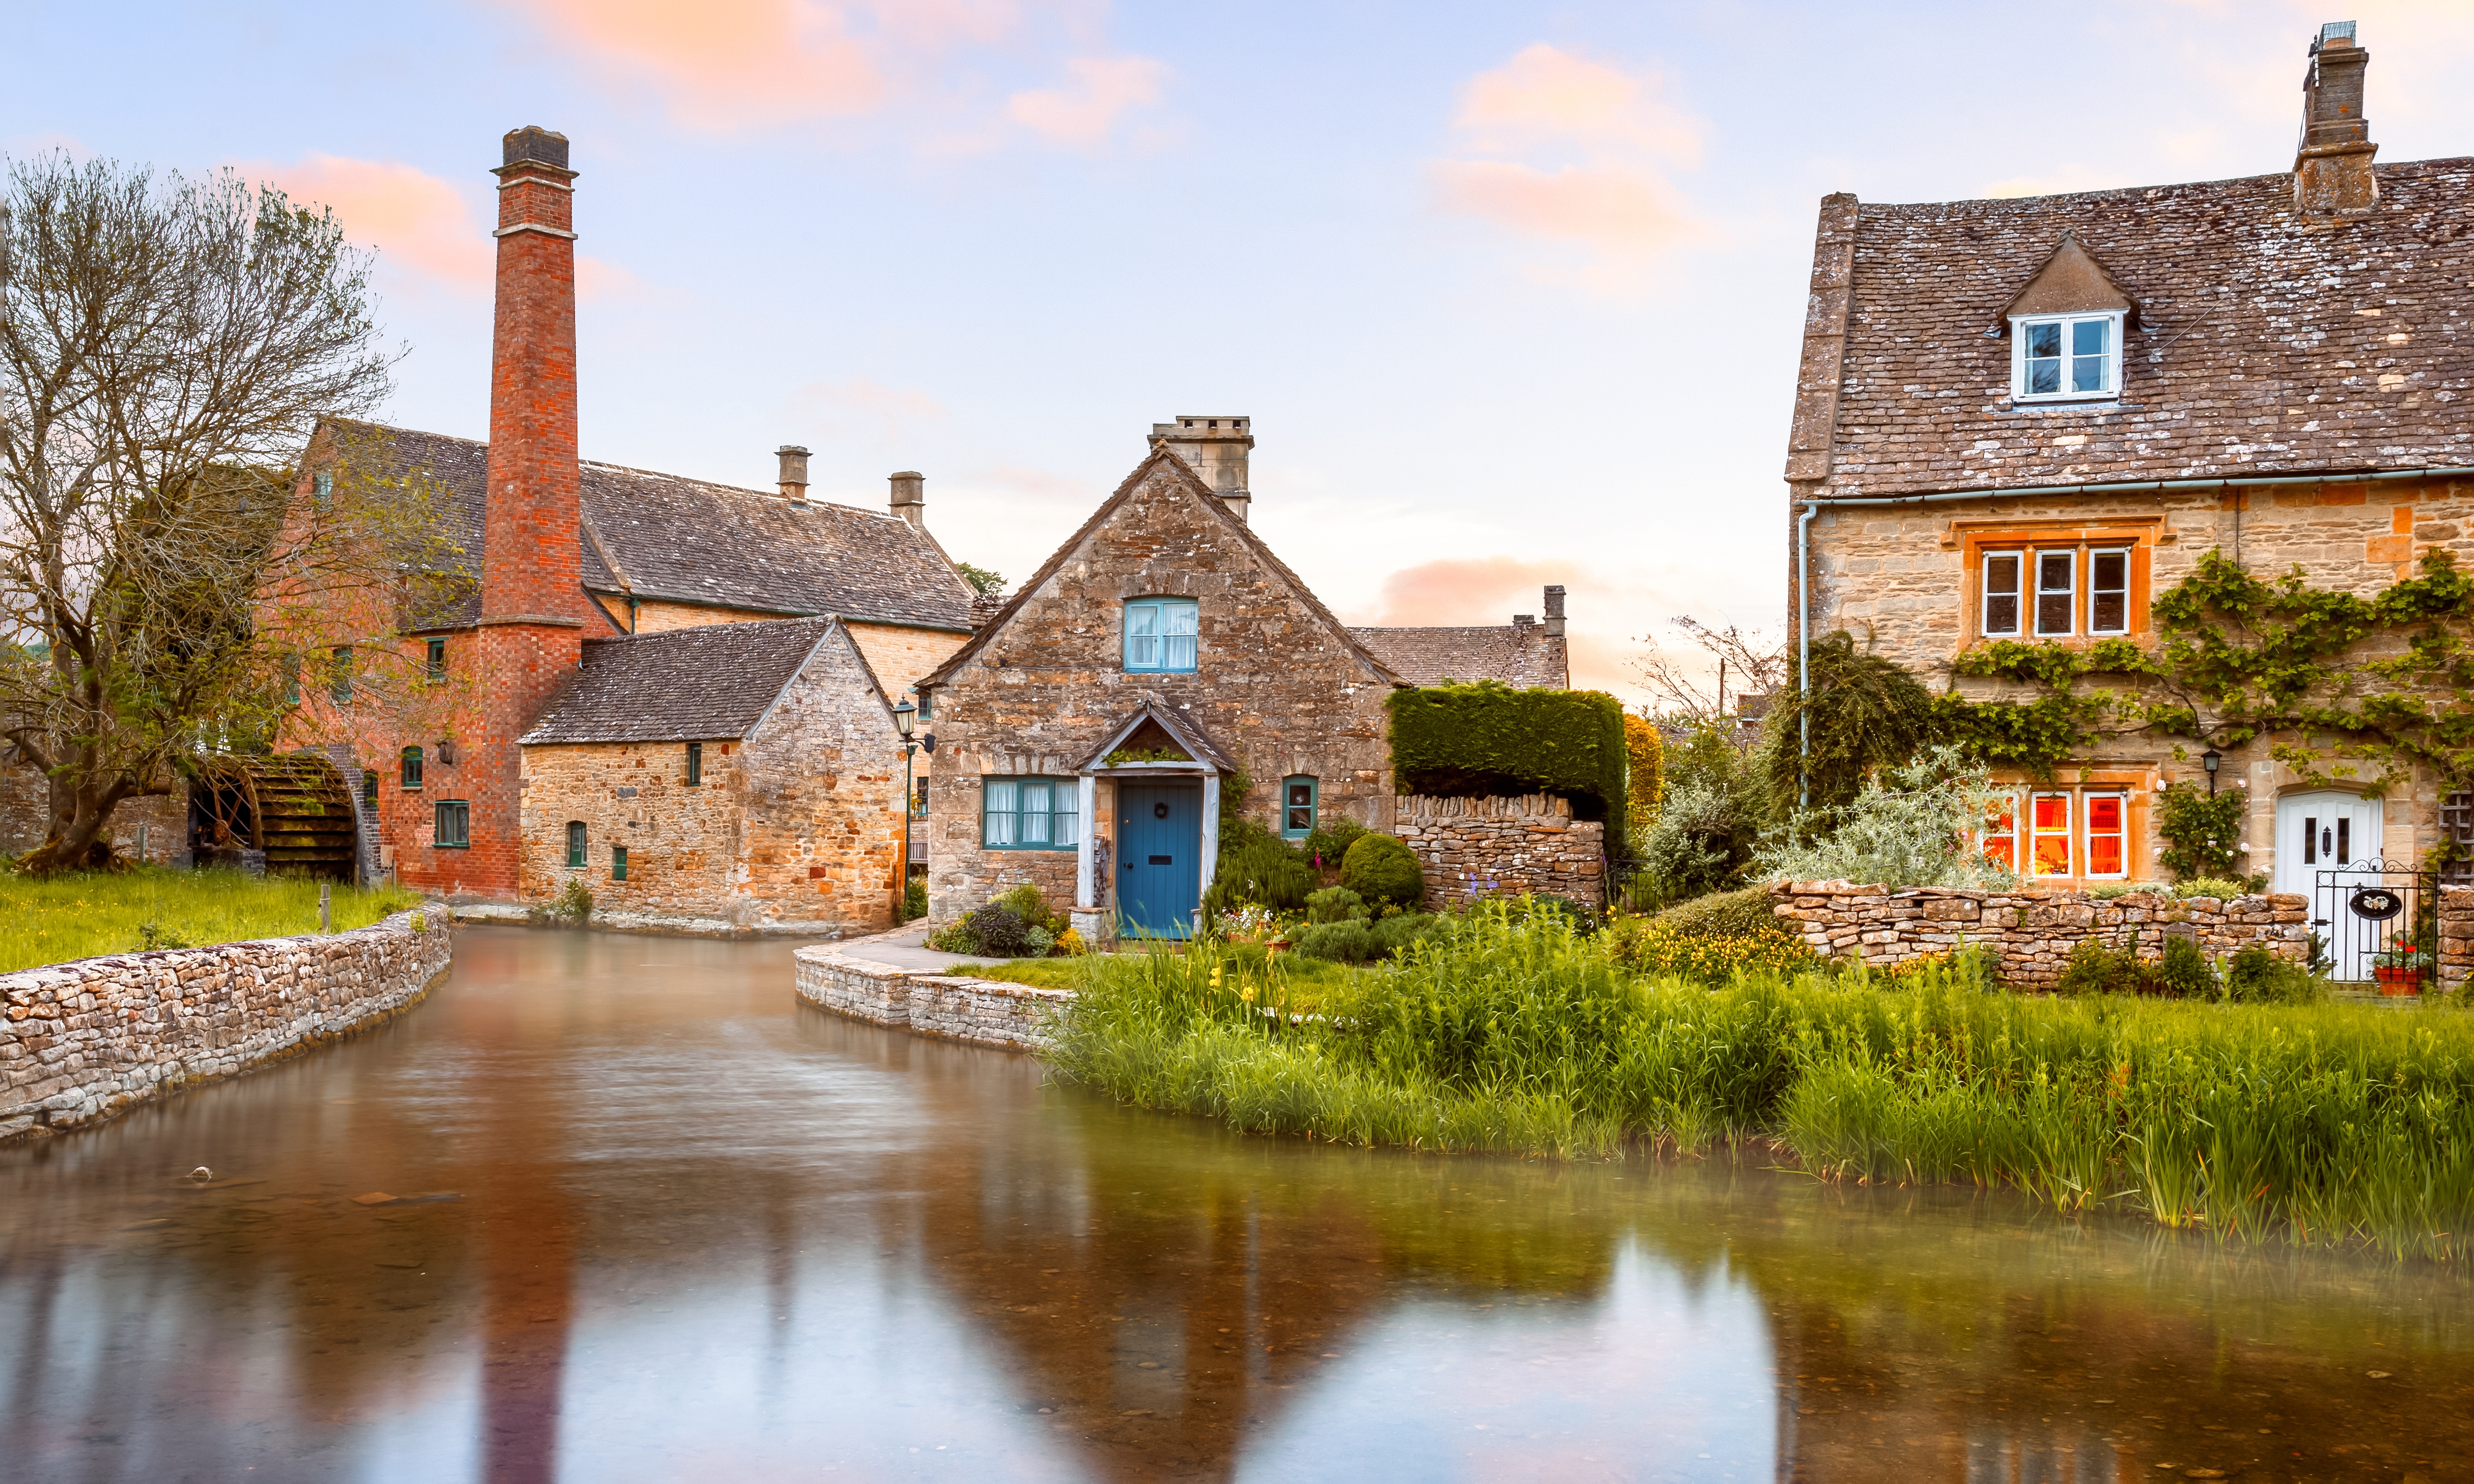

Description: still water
[4,928,2472,1483]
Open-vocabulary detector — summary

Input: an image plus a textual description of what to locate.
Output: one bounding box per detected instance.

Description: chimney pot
[1513,614,1535,630]
[890,470,926,529]
[777,445,811,503]
[1542,584,1567,637]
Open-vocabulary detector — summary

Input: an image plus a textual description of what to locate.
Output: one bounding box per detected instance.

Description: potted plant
[2371,945,2433,995]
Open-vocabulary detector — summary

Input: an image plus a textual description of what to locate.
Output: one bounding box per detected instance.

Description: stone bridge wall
[795,943,1067,1052]
[1394,794,1605,911]
[1771,880,2311,989]
[1,908,453,1140]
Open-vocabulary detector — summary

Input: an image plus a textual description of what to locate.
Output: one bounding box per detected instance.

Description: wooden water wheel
[194,753,358,879]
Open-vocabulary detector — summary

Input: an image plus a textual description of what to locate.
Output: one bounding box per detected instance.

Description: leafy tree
[954,562,1004,596]
[1759,630,1940,816]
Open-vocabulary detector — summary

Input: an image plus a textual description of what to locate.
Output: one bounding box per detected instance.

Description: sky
[10,0,2474,701]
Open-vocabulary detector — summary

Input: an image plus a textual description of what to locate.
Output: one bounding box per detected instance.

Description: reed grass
[0,867,422,973]
[1047,900,2474,1262]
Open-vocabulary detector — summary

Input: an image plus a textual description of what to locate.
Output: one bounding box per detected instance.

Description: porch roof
[1074,696,1237,776]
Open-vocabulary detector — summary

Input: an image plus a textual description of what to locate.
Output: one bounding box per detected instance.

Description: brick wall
[925,459,1394,922]
[1771,879,2310,988]
[1395,794,1606,910]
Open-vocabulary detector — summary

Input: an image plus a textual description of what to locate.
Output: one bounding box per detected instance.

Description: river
[3,927,2470,1482]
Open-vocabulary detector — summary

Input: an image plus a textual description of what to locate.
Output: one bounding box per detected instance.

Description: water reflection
[3,928,2473,1481]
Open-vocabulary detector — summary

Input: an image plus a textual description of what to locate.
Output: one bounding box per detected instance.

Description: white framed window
[2089,548,2130,635]
[1982,551,2022,637]
[2011,311,2122,401]
[2084,794,2127,878]
[2028,793,2072,877]
[2034,550,2076,637]
[1981,794,2020,873]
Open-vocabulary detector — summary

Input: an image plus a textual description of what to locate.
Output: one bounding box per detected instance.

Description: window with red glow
[2086,795,2126,877]
[1983,797,2018,871]
[2030,794,2072,877]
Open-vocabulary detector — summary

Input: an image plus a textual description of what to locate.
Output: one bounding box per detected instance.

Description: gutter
[1791,463,2474,794]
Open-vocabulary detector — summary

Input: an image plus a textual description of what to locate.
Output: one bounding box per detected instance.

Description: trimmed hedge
[1386,681,1629,861]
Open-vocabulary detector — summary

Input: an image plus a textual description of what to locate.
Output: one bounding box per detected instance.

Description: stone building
[272,127,973,921]
[1785,21,2474,934]
[917,416,1575,941]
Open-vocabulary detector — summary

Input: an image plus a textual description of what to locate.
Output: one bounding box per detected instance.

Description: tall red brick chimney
[469,125,588,896]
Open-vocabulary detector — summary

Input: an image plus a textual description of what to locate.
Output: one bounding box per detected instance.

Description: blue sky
[9,1,2474,695]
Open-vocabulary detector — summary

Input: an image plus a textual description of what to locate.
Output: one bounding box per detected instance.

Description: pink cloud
[1428,160,1695,252]
[247,154,490,286]
[1453,42,1702,162]
[488,0,888,129]
[1005,54,1172,147]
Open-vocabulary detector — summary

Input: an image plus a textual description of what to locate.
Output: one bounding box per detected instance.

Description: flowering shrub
[1753,744,2017,890]
[1602,917,1818,985]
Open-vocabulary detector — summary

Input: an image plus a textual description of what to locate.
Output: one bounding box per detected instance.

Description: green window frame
[981,776,1078,850]
[328,646,353,705]
[401,746,423,789]
[566,821,587,868]
[426,637,447,682]
[686,742,702,787]
[434,800,469,849]
[612,845,629,881]
[1123,598,1198,673]
[283,655,301,706]
[1281,776,1318,839]
[361,769,378,807]
[916,689,932,722]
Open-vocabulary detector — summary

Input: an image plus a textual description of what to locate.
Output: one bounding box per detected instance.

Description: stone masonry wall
[794,942,1066,1052]
[1394,794,1606,911]
[2439,886,2474,994]
[1,908,453,1140]
[1771,879,2310,989]
[0,761,189,865]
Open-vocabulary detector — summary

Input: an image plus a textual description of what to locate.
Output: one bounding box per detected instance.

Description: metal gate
[2312,859,2431,982]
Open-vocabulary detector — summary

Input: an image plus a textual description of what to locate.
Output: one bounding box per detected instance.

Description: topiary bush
[1341,832,1424,908]
[1386,681,1630,861]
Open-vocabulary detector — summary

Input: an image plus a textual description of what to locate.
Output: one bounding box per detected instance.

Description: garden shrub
[1203,818,1316,917]
[1633,722,1764,909]
[902,878,929,922]
[2055,938,2138,997]
[2224,944,2324,1005]
[1386,681,1629,860]
[1369,912,1440,957]
[2156,935,2216,998]
[1624,713,1662,851]
[962,904,1029,956]
[2172,876,2262,900]
[2155,781,2246,883]
[1652,884,1778,939]
[2089,881,2170,900]
[1302,819,1367,871]
[996,882,1063,933]
[1752,744,2017,890]
[1306,886,1369,924]
[1341,832,1424,908]
[1294,918,1376,963]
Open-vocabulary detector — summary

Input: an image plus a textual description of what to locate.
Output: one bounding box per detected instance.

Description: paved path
[837,923,1009,972]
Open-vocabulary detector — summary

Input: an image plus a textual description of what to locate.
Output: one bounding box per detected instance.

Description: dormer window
[2012,311,2121,401]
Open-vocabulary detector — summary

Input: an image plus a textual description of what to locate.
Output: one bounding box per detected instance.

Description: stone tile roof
[1074,697,1239,774]
[1793,158,2474,499]
[324,419,975,632]
[325,420,488,627]
[1348,625,1569,689]
[520,616,851,744]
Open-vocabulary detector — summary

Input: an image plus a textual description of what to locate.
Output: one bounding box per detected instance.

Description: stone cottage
[917,416,1577,942]
[1785,20,2474,945]
[515,616,908,933]
[272,126,973,921]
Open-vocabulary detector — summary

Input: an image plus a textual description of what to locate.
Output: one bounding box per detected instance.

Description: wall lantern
[891,699,915,740]
[2201,748,2222,797]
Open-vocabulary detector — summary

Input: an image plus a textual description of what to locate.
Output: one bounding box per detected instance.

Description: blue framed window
[1281,776,1318,839]
[434,801,469,849]
[1123,598,1198,673]
[566,821,586,868]
[982,777,1078,849]
[400,746,423,789]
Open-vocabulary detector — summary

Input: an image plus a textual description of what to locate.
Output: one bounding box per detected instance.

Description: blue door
[1117,782,1202,938]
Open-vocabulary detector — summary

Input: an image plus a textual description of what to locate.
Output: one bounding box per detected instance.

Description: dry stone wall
[1,908,453,1140]
[2438,886,2474,994]
[794,942,1066,1051]
[1771,880,2310,988]
[1394,794,1605,910]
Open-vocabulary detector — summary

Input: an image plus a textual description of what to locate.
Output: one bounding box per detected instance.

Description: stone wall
[1771,879,2310,988]
[0,761,191,866]
[1394,794,1606,910]
[1,908,453,1140]
[793,943,1066,1052]
[2439,886,2474,994]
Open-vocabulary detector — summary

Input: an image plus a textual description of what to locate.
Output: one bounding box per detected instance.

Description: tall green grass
[0,868,423,973]
[1046,902,2474,1262]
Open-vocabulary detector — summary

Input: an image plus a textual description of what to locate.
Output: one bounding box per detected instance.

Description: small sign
[2350,886,2405,922]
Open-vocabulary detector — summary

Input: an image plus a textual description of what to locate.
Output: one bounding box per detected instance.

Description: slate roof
[1793,158,2474,500]
[323,419,975,632]
[1348,625,1569,690]
[519,616,852,744]
[1074,697,1239,774]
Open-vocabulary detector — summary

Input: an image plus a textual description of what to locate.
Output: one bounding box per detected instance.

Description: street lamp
[2201,747,2222,797]
[892,698,919,890]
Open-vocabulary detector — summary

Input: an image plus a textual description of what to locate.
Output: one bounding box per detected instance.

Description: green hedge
[1386,681,1629,862]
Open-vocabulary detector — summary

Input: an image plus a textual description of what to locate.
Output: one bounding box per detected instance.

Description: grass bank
[0,868,424,974]
[1046,903,2474,1262]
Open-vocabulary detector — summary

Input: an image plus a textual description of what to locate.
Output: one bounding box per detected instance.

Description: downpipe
[1797,501,1818,812]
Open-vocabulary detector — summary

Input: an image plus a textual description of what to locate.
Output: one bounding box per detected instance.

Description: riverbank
[0,868,422,974]
[1040,906,2474,1262]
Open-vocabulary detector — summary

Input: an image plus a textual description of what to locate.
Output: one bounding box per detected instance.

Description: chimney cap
[2315,20,2357,50]
[502,127,571,171]
[777,444,811,457]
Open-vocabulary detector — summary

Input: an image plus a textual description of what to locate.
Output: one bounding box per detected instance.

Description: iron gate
[2312,858,2432,982]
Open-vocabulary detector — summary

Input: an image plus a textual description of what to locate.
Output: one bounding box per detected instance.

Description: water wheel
[194,753,358,879]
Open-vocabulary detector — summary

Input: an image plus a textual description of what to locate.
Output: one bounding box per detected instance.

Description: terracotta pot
[2375,965,2425,995]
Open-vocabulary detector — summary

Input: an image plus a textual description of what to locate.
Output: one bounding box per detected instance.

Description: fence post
[319,881,332,934]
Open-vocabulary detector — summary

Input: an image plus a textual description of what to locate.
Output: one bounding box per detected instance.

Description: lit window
[982,776,1078,850]
[400,746,423,789]
[426,638,446,682]
[686,742,702,787]
[2086,794,2127,877]
[2014,313,2119,400]
[612,845,628,882]
[566,821,586,868]
[434,800,470,849]
[2089,549,2129,635]
[2030,793,2072,877]
[1983,795,2018,872]
[1124,598,1199,673]
[1282,777,1318,839]
[1983,553,2022,637]
[2035,552,2076,636]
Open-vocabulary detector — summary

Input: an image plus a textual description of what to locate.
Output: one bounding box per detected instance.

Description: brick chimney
[777,445,810,504]
[1149,416,1253,523]
[889,470,925,529]
[1542,585,1567,637]
[2295,21,2376,215]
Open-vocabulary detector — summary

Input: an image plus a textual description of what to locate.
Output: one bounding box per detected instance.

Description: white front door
[2274,790,2387,978]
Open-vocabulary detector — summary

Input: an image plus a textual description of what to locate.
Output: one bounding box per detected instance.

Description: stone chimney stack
[2296,21,2376,215]
[777,445,811,504]
[889,471,925,529]
[1149,416,1254,523]
[1543,585,1567,637]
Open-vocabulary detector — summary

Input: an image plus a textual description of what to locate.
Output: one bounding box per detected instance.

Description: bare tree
[0,154,406,871]
[1631,616,1788,726]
